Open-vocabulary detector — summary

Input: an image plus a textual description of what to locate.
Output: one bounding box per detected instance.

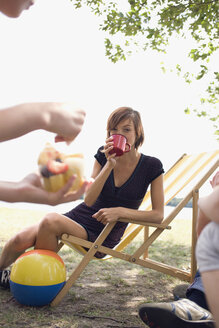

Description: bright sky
[0,0,218,211]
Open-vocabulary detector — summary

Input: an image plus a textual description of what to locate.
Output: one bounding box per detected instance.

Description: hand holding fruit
[38,143,85,193]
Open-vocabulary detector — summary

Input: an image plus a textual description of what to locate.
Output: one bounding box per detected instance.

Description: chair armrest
[118,218,171,229]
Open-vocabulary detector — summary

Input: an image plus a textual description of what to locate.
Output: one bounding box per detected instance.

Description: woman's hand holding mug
[109,134,131,157]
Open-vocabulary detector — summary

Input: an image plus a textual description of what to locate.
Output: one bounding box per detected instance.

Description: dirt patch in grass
[0,257,181,328]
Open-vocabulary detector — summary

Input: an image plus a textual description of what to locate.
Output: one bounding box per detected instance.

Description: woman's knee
[38,212,62,233]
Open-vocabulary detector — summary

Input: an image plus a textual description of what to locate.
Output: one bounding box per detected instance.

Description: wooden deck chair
[51,150,219,307]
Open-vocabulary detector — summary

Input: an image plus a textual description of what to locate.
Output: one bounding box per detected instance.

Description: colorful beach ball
[10,249,66,306]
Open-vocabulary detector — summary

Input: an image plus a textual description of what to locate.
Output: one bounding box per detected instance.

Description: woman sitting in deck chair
[0,106,164,288]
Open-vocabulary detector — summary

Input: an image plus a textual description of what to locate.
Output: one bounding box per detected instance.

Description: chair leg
[51,245,98,306]
[143,226,149,259]
[51,222,116,306]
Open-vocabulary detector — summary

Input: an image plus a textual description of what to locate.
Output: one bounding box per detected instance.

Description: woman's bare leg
[35,212,88,252]
[0,213,88,269]
[0,224,38,269]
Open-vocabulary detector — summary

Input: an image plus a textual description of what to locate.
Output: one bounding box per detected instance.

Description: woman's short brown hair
[106,107,144,150]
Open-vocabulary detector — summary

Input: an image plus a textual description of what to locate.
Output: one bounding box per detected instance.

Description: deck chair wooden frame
[51,150,219,307]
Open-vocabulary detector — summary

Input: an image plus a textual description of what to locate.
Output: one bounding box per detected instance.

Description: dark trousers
[186,270,209,310]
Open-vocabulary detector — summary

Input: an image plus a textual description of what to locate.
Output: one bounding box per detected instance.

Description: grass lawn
[0,206,193,328]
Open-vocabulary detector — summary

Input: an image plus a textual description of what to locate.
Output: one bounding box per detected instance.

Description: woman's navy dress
[64,147,164,256]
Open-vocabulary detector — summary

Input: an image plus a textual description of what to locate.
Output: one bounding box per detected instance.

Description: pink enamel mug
[109,134,131,157]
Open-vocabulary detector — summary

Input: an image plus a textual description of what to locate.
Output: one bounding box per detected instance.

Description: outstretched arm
[0,173,89,205]
[0,102,85,144]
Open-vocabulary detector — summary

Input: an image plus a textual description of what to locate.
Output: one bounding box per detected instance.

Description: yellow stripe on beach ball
[10,249,66,286]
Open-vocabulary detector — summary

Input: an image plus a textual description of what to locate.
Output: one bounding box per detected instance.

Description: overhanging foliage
[70,0,219,138]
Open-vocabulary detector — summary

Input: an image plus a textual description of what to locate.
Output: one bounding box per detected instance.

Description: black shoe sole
[139,305,215,328]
